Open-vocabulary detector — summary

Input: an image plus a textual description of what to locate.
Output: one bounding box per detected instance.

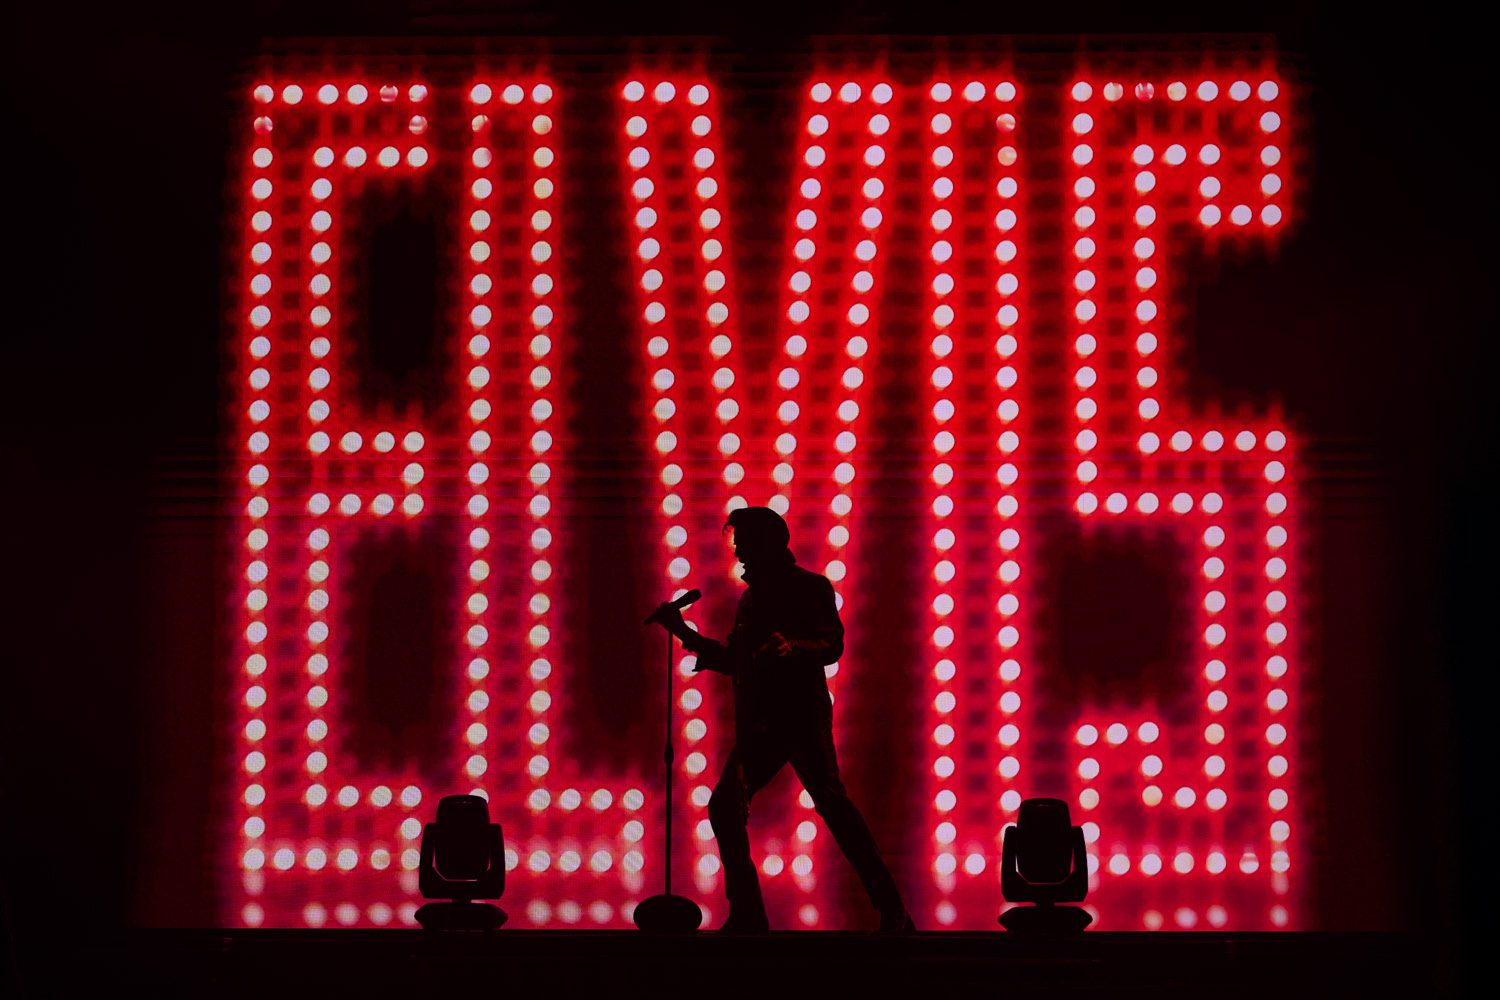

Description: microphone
[644,588,702,625]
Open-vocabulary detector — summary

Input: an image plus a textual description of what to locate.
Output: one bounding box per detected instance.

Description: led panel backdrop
[229,49,1304,931]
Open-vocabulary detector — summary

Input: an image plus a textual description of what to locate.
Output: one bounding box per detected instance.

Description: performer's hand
[758,631,792,658]
[652,602,686,634]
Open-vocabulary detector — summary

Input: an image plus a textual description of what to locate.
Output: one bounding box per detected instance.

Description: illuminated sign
[232,59,1300,931]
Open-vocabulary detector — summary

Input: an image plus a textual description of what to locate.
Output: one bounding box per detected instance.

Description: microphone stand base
[633,893,703,933]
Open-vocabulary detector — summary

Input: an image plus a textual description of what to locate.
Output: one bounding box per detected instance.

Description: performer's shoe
[716,911,770,934]
[875,908,916,934]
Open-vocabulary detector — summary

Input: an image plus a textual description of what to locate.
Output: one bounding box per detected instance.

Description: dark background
[2,0,1491,959]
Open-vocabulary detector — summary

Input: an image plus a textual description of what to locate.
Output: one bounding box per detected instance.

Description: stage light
[409,795,508,929]
[998,799,1091,933]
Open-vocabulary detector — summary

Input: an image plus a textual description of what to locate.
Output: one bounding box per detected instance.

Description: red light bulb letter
[617,74,895,928]
[1062,69,1300,930]
[233,78,654,930]
[234,81,446,929]
[918,75,1028,928]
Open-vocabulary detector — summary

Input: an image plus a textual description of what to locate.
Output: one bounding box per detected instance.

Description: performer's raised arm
[681,606,753,676]
[648,597,749,675]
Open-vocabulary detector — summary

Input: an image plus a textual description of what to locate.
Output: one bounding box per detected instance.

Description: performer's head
[723,505,792,570]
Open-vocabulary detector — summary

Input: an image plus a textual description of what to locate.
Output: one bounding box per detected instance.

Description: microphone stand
[631,626,703,932]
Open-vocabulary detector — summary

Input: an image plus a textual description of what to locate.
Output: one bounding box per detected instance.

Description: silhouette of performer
[650,506,913,933]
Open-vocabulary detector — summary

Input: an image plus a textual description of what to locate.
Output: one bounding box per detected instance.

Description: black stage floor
[10,930,1457,997]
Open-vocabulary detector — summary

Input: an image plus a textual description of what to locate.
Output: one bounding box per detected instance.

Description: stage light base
[632,893,703,932]
[415,901,508,931]
[998,904,1092,934]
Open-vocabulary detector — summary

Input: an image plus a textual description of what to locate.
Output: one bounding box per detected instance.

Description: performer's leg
[708,741,786,926]
[788,726,907,919]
